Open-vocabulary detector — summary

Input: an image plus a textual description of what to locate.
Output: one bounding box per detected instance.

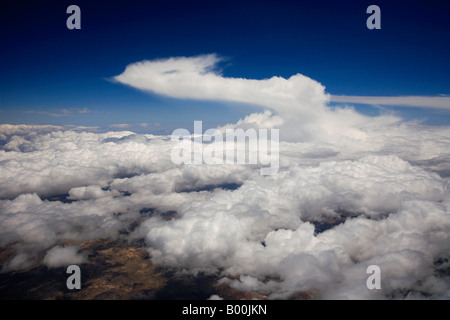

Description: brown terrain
[0,239,276,300]
[0,206,343,300]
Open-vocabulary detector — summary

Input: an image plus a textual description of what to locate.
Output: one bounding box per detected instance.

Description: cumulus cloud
[0,129,176,199]
[1,122,450,298]
[140,155,450,298]
[1,56,450,298]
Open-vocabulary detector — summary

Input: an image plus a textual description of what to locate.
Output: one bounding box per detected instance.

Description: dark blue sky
[1,0,450,131]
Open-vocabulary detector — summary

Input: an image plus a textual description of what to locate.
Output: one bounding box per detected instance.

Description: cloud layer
[1,120,450,299]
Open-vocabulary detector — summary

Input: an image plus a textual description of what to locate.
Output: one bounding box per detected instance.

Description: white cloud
[330,95,450,109]
[1,123,449,298]
[108,123,162,130]
[68,185,120,200]
[115,54,450,114]
[141,156,450,299]
[114,54,329,113]
[42,245,87,268]
[2,56,450,298]
[109,123,131,129]
[23,108,93,117]
[0,128,176,198]
[112,56,410,145]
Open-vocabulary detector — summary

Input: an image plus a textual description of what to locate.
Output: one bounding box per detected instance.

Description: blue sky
[1,0,450,131]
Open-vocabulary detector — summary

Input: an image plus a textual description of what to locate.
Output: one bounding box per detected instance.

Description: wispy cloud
[137,122,160,127]
[109,122,161,129]
[109,123,131,129]
[23,107,92,117]
[330,95,450,109]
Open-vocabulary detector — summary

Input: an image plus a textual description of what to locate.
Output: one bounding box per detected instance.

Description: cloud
[109,123,131,129]
[23,108,92,117]
[1,123,450,298]
[68,185,120,200]
[141,155,450,294]
[137,122,160,127]
[2,56,450,298]
[114,54,329,113]
[0,127,177,198]
[330,95,450,109]
[113,55,410,143]
[115,54,450,112]
[109,123,161,130]
[112,55,450,298]
[42,245,87,268]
